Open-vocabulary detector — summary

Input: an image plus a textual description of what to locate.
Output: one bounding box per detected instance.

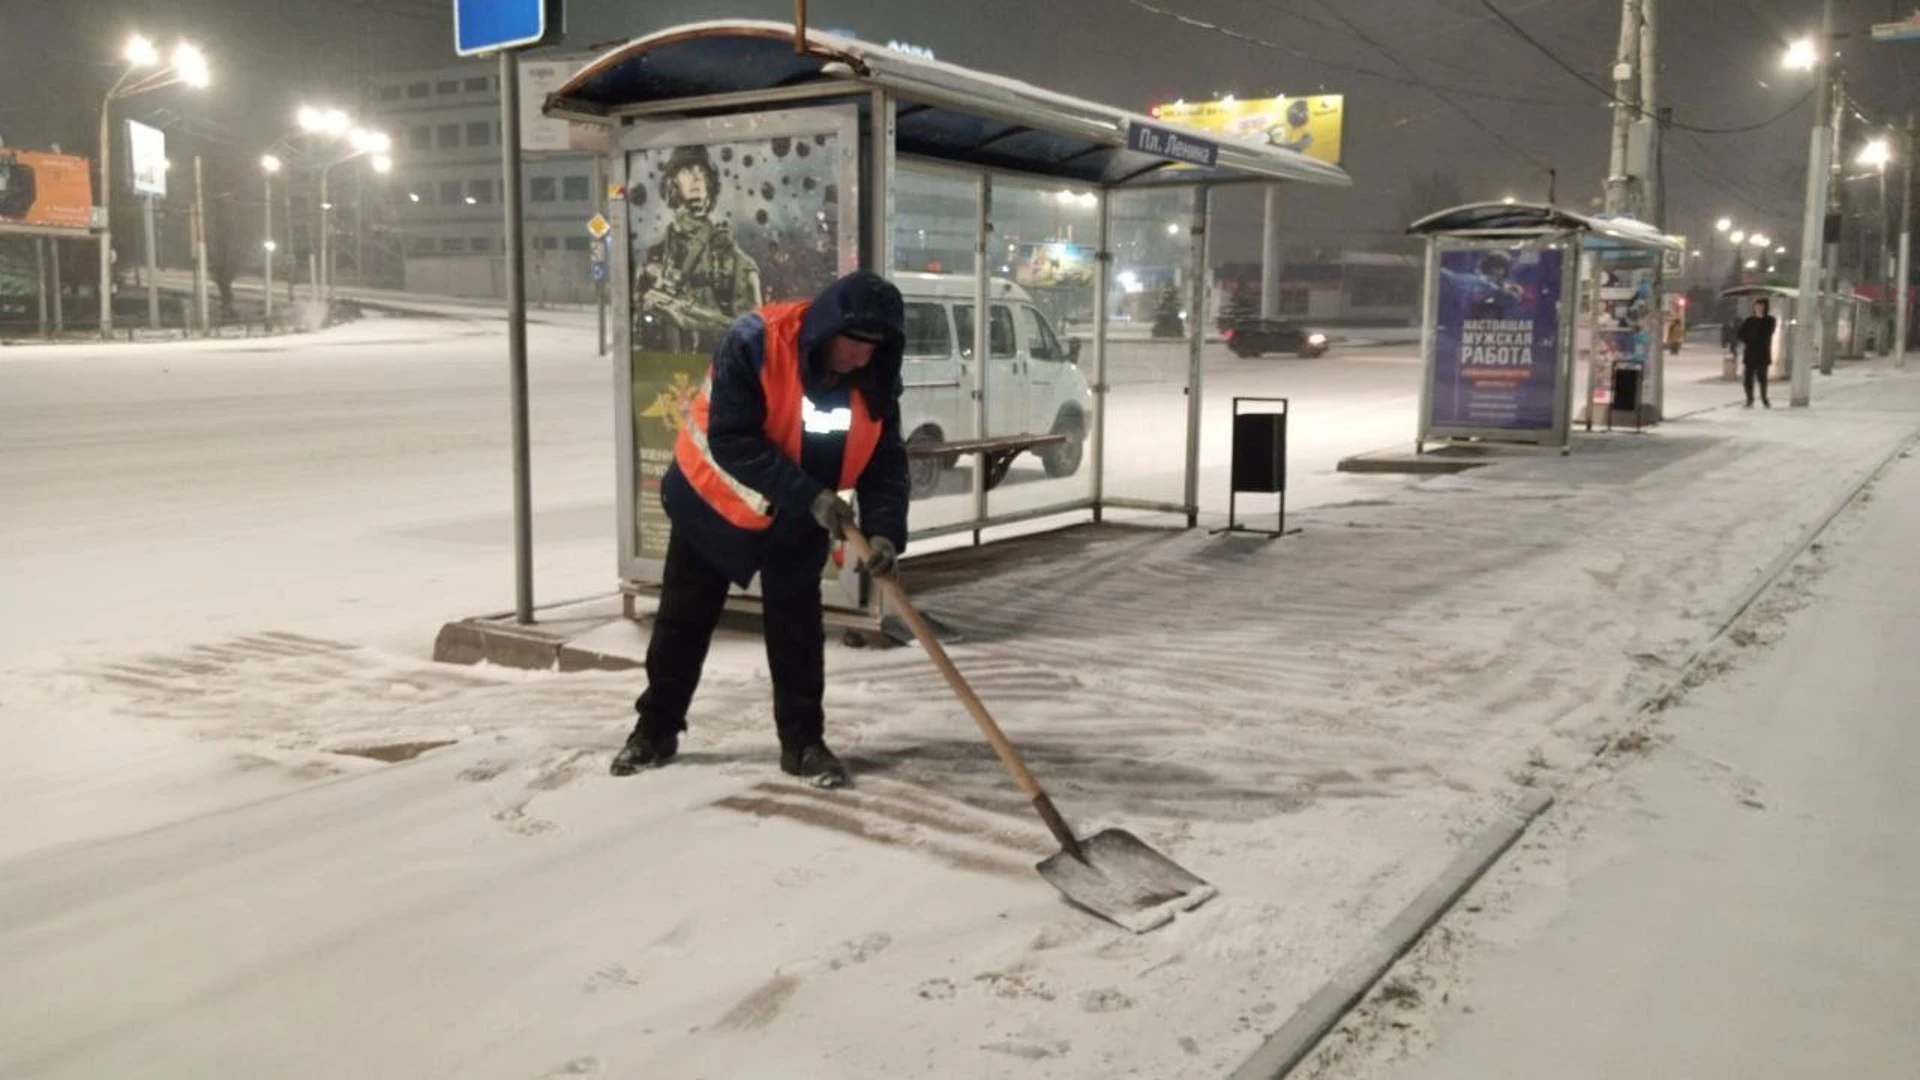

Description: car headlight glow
[1307,333,1328,346]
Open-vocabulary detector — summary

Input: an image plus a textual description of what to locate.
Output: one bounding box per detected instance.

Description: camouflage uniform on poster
[633,145,763,354]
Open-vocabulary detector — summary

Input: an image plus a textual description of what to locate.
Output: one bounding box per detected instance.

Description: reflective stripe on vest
[673,301,886,531]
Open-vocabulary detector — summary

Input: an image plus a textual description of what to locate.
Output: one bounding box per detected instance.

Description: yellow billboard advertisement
[1148,95,1344,167]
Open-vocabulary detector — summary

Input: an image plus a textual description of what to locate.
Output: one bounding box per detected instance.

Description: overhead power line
[1474,0,1815,136]
[1302,0,1558,173]
[1119,0,1589,108]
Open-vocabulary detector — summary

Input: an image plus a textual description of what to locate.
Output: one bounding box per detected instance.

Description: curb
[1227,791,1552,1080]
[1230,421,1920,1080]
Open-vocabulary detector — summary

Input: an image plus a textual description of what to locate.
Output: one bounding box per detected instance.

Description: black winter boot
[780,742,850,789]
[610,730,678,776]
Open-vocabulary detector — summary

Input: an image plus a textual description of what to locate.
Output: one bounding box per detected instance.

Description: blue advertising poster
[1430,247,1563,431]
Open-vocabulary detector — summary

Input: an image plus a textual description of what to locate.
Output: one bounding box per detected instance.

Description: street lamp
[1782,38,1818,71]
[99,34,211,338]
[260,155,285,323]
[290,107,393,302]
[1715,217,1733,233]
[1856,136,1895,354]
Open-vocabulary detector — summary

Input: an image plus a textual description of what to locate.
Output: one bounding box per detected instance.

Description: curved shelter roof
[1408,201,1682,252]
[544,20,1351,189]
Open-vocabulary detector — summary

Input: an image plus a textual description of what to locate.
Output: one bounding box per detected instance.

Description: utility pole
[1260,184,1283,318]
[193,155,210,334]
[143,194,160,329]
[1898,112,1914,366]
[1820,68,1846,374]
[51,240,64,333]
[1640,0,1661,227]
[1792,0,1835,407]
[1878,144,1892,355]
[1640,0,1665,421]
[1603,0,1643,216]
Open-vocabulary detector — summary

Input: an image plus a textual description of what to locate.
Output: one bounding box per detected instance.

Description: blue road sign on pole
[590,262,607,284]
[454,0,564,57]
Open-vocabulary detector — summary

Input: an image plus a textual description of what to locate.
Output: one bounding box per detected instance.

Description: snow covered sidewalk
[1299,391,1920,1080]
[3,363,1919,1079]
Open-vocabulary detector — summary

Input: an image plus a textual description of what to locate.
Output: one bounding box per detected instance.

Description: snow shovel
[843,526,1218,933]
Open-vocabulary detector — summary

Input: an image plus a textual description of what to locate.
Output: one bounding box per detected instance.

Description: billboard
[0,150,95,233]
[1428,246,1564,432]
[1148,95,1345,167]
[128,119,167,198]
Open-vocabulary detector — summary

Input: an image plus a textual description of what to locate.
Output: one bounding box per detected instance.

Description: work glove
[809,489,857,539]
[861,536,899,579]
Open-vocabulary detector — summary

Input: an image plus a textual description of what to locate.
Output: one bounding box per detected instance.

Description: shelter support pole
[1261,184,1283,318]
[971,174,991,544]
[593,153,607,356]
[1415,238,1438,453]
[1183,187,1210,526]
[1091,192,1111,521]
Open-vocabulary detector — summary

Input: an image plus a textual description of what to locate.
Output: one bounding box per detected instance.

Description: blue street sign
[590,262,607,284]
[1126,122,1219,168]
[454,0,564,57]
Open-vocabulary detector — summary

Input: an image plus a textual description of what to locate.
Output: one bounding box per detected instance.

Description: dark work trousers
[1743,360,1771,405]
[635,528,827,751]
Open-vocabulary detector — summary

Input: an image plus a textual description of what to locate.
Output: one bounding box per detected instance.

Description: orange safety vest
[674,301,885,531]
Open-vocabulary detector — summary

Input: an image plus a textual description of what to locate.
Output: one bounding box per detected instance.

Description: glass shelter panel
[1102,186,1198,509]
[985,179,1099,520]
[890,166,980,535]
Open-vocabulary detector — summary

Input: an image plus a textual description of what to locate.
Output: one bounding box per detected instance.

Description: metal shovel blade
[1037,828,1219,934]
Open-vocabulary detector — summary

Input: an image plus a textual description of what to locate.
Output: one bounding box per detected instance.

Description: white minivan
[892,272,1093,498]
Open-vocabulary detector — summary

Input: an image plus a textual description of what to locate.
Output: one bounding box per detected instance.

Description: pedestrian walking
[1736,298,1778,408]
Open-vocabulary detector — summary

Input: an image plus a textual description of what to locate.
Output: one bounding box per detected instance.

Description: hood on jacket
[797,270,906,415]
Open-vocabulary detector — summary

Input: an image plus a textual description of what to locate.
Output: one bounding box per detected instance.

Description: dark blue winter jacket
[661,270,910,588]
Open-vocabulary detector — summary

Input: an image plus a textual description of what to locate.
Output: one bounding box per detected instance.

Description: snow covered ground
[2,313,1914,1079]
[1297,417,1920,1080]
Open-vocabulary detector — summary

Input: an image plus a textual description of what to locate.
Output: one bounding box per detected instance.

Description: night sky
[3,0,1913,261]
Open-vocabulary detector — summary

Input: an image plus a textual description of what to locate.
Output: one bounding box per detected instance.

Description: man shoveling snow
[612,270,911,789]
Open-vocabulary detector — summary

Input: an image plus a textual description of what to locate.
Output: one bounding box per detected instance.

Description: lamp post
[293,107,389,307]
[1857,136,1894,354]
[98,35,209,339]
[1785,12,1833,405]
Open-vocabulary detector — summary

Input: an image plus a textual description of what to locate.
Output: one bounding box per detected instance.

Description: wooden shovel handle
[843,526,1082,855]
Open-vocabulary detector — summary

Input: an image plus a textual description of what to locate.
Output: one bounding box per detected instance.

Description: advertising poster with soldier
[626,110,857,562]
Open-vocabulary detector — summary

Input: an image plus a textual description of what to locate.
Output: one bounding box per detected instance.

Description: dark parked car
[1223,318,1329,358]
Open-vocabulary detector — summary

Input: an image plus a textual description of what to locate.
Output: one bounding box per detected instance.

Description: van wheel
[907,426,946,499]
[1040,410,1085,478]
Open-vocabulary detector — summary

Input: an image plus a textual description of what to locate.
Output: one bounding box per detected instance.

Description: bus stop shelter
[543,20,1351,632]
[1406,202,1681,454]
[1719,284,1874,380]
